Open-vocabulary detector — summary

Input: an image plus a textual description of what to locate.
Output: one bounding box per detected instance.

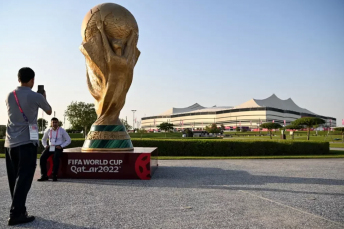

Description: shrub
[131,139,329,156]
[205,123,221,133]
[38,133,83,139]
[0,139,329,156]
[183,128,193,137]
[0,139,85,155]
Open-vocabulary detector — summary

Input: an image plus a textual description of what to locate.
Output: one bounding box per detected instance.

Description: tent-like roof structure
[158,94,315,116]
[159,103,233,115]
[234,94,316,114]
[159,103,204,115]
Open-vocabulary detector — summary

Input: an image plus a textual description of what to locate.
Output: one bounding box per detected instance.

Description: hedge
[224,131,343,136]
[132,139,329,156]
[0,138,329,156]
[38,133,83,139]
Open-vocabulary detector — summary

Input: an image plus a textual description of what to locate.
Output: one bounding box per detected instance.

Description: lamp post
[131,110,136,131]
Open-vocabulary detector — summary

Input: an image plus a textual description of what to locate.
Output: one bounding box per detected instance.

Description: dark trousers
[5,143,37,217]
[40,147,63,176]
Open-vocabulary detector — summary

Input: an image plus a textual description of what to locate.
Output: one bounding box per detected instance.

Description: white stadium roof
[159,103,233,115]
[158,94,316,116]
[234,94,316,115]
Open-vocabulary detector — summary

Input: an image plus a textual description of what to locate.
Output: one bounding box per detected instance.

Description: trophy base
[81,146,133,151]
[82,124,133,151]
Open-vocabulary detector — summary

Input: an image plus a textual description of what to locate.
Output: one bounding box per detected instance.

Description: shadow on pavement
[13,217,96,229]
[62,166,344,196]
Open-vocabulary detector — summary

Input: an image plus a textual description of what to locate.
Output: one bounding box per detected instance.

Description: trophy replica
[79,3,140,151]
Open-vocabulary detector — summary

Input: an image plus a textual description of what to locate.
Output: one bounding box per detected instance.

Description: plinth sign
[80,3,140,151]
[50,148,158,180]
[47,3,158,180]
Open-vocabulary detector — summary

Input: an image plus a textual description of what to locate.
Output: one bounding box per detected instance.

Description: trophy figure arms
[80,18,140,125]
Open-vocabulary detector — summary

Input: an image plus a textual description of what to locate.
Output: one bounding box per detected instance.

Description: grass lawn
[226,134,342,141]
[1,150,343,159]
[159,152,344,160]
[330,143,344,148]
[129,132,183,138]
[129,132,343,142]
[0,154,42,159]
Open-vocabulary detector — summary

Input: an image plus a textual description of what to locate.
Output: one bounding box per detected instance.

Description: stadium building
[141,94,336,131]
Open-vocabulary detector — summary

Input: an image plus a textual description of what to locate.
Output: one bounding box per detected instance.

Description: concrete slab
[330,147,344,151]
[0,159,343,228]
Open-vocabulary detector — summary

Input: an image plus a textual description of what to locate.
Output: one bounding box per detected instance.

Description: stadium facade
[141,94,336,131]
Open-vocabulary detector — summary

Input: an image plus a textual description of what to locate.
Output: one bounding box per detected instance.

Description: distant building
[141,94,336,131]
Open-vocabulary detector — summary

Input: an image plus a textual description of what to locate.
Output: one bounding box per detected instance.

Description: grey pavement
[331,147,344,151]
[0,159,343,229]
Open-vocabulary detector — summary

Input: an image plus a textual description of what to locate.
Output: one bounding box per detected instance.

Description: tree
[157,122,174,137]
[37,118,48,132]
[258,127,262,136]
[260,122,282,139]
[120,119,132,131]
[157,122,174,132]
[206,123,221,133]
[284,124,302,139]
[41,119,63,129]
[220,124,225,131]
[292,117,325,140]
[67,124,84,132]
[66,128,82,133]
[334,127,344,143]
[137,127,147,139]
[284,124,302,130]
[183,128,193,137]
[64,102,97,138]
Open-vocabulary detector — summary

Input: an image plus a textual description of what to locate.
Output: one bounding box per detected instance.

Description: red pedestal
[47,147,158,180]
[46,155,55,177]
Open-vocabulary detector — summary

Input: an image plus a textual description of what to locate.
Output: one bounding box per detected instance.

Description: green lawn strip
[159,150,344,159]
[0,154,41,159]
[330,143,344,148]
[1,150,343,159]
[159,155,344,160]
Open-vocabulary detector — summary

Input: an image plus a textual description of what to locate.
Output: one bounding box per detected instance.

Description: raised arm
[96,20,116,63]
[37,92,52,115]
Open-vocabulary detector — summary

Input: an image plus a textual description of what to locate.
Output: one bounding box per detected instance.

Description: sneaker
[53,175,58,182]
[8,213,35,226]
[37,176,49,182]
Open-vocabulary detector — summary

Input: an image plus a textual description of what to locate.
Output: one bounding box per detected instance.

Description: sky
[0,0,343,128]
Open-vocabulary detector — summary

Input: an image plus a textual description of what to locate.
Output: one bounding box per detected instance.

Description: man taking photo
[5,67,52,226]
[38,117,71,182]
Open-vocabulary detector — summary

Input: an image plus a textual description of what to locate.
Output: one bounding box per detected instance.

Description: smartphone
[37,85,45,95]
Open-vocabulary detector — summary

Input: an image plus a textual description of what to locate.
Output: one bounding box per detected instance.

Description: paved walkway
[0,159,343,228]
[330,147,344,151]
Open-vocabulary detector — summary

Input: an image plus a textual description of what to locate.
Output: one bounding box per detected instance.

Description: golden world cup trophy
[80,3,140,151]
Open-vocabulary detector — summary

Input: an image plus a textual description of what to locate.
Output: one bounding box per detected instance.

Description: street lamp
[131,110,136,131]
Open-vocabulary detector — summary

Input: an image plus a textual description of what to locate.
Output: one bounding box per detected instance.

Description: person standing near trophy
[38,117,71,182]
[5,67,52,226]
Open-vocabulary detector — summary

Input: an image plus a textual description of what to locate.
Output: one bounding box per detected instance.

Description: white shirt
[42,127,71,148]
